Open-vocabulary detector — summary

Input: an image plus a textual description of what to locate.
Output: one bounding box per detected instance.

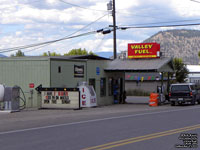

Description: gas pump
[157,85,165,104]
[113,81,119,104]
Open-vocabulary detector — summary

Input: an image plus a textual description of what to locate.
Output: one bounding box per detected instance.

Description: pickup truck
[169,83,200,106]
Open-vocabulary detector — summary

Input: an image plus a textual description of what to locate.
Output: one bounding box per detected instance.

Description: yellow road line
[82,124,200,150]
[96,126,200,150]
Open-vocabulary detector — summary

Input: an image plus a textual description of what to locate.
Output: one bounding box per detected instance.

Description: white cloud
[1,0,200,57]
[170,0,200,17]
[46,0,58,4]
[15,31,22,36]
[0,3,108,25]
[117,0,139,9]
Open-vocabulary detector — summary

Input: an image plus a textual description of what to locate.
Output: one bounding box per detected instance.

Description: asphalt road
[0,101,200,150]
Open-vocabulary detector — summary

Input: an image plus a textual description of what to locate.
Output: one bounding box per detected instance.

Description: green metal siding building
[0,55,174,109]
[0,56,122,108]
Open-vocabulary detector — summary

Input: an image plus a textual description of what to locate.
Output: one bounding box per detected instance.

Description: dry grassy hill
[143,29,200,65]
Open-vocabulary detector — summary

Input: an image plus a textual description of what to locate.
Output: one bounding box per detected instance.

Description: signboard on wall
[37,87,80,109]
[74,65,84,78]
[96,67,100,75]
[35,85,80,109]
[29,83,35,88]
[128,43,160,59]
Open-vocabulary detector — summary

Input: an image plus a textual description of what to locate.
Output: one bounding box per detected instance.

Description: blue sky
[0,0,200,56]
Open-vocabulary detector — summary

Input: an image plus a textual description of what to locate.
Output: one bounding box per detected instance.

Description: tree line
[10,48,95,57]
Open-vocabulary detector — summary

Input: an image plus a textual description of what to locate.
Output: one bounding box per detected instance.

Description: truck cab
[169,83,200,106]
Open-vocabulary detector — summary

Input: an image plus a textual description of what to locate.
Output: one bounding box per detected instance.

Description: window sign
[96,67,100,75]
[74,65,84,78]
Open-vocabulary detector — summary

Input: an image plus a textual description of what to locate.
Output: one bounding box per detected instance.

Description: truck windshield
[171,85,190,92]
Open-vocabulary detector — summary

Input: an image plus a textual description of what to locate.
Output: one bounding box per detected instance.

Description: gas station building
[0,43,174,109]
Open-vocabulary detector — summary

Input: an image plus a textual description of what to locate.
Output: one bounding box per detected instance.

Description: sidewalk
[0,96,168,122]
[0,96,171,132]
[0,102,169,122]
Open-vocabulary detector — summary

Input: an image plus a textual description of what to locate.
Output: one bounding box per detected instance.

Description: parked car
[169,83,200,106]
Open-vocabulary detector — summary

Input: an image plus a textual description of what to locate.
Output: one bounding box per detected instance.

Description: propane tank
[0,84,5,101]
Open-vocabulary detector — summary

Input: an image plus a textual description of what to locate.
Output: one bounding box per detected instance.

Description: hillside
[143,29,200,65]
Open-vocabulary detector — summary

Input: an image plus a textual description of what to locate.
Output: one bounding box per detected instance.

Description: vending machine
[78,82,97,107]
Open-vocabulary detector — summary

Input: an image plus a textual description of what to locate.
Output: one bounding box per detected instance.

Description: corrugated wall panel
[50,60,87,87]
[0,59,50,108]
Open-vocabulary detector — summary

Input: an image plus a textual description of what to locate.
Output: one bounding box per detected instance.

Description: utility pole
[112,0,117,59]
[107,0,117,59]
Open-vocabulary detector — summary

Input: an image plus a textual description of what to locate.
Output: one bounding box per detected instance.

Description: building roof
[0,55,109,61]
[104,57,174,72]
[69,55,110,60]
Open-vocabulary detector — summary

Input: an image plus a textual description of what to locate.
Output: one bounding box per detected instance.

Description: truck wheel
[171,102,175,106]
[198,101,200,104]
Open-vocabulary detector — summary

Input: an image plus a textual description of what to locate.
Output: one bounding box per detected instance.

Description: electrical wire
[116,11,170,20]
[121,19,200,27]
[58,0,107,12]
[0,13,108,54]
[22,0,41,5]
[24,33,95,54]
[0,0,41,9]
[191,0,200,3]
[94,34,108,52]
[118,22,200,29]
[0,31,96,53]
[23,14,107,54]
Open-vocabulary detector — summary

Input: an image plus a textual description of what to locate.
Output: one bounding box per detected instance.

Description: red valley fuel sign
[128,43,160,59]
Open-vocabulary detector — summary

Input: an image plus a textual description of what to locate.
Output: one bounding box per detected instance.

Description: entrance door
[89,78,95,91]
[119,78,123,103]
[113,78,124,104]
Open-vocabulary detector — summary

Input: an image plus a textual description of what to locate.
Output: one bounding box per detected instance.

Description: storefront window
[100,78,106,97]
[58,66,61,73]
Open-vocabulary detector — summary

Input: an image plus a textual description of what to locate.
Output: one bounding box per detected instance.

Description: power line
[94,35,108,52]
[24,33,95,54]
[0,31,96,53]
[191,0,200,3]
[121,19,200,27]
[116,10,175,21]
[0,13,108,54]
[118,22,200,29]
[0,0,41,9]
[25,13,108,53]
[58,0,107,12]
[22,0,41,5]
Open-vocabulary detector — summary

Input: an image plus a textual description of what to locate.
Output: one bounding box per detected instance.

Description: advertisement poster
[74,65,84,78]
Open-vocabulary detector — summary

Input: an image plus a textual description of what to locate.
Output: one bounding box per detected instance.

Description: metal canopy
[104,57,174,72]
